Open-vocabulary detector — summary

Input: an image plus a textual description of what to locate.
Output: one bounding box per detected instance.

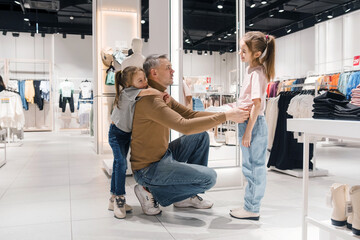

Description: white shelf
[269,166,328,178]
[287,118,360,240]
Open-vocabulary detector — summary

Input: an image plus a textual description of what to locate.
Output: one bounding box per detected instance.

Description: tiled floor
[0,131,359,240]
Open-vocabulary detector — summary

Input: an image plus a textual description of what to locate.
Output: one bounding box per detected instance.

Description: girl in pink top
[230,31,275,220]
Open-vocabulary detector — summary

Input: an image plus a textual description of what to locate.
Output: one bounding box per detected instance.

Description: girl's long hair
[114,66,144,108]
[243,31,276,82]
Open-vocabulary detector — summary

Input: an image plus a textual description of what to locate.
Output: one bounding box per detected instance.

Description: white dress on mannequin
[121,38,146,70]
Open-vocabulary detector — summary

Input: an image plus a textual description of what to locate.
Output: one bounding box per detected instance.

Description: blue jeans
[238,115,268,213]
[108,124,131,196]
[133,132,217,207]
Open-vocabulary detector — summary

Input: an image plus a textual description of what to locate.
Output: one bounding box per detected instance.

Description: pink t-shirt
[238,65,267,116]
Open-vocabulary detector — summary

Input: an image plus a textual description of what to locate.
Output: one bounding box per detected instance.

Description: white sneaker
[230,208,260,220]
[113,196,126,219]
[108,195,133,212]
[134,185,162,216]
[173,195,213,209]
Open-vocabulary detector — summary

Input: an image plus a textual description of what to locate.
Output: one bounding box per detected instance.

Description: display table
[287,118,360,240]
[0,129,6,168]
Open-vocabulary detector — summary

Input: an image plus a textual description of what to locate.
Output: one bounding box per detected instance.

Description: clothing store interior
[1,0,360,239]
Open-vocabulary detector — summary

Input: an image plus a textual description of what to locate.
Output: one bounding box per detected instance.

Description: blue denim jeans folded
[108,124,131,196]
[133,132,217,206]
[238,115,268,213]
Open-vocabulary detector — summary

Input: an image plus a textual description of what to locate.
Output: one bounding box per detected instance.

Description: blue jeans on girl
[238,115,268,213]
[133,132,217,207]
[108,124,131,196]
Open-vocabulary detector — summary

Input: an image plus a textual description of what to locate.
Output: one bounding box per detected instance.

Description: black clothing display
[33,80,44,110]
[59,92,74,113]
[313,91,360,120]
[267,91,314,170]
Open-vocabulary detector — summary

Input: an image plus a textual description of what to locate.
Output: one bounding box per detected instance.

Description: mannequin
[120,38,145,70]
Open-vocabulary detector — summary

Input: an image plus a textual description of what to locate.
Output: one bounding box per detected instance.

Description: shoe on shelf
[230,208,260,220]
[330,183,348,227]
[108,195,133,212]
[208,131,222,147]
[350,185,360,236]
[134,184,162,216]
[173,195,213,209]
[113,195,126,219]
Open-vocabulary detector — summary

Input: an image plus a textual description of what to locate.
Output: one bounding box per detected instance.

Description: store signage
[206,77,211,83]
[354,55,360,66]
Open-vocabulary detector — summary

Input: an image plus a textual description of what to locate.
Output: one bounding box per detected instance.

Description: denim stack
[192,97,204,111]
[313,91,360,120]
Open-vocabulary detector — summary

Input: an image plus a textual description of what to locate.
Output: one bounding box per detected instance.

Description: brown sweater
[130,79,226,171]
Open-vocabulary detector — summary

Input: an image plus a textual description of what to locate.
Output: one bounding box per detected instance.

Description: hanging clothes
[0,90,25,130]
[40,81,50,101]
[267,91,313,170]
[33,80,44,110]
[24,80,35,103]
[338,72,352,95]
[18,80,28,110]
[7,80,19,92]
[265,95,279,151]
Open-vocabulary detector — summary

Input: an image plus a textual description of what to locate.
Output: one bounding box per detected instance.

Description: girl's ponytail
[261,35,275,81]
[114,71,123,108]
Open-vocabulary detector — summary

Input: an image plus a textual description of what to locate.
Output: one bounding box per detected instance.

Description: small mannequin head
[131,38,143,54]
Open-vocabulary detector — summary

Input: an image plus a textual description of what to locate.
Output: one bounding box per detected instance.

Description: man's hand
[225,107,250,123]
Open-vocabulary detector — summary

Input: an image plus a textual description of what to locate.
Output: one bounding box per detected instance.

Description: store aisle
[0,132,359,240]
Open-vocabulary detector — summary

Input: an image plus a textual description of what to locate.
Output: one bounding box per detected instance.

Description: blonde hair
[243,31,276,82]
[114,66,145,108]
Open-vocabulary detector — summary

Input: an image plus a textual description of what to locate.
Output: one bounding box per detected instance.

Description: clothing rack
[0,129,6,168]
[270,81,329,178]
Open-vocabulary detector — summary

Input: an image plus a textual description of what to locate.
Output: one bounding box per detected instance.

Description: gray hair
[143,54,168,78]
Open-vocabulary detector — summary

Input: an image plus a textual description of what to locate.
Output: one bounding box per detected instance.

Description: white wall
[316,9,360,73]
[275,27,315,79]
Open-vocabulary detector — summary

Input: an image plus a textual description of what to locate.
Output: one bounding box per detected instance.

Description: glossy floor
[0,131,359,240]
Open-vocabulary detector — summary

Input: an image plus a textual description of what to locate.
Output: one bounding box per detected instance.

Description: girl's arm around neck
[241,98,261,147]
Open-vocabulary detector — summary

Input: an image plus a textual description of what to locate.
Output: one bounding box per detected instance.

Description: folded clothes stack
[350,84,360,106]
[312,91,360,121]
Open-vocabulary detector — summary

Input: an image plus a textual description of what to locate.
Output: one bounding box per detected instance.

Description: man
[130,54,249,215]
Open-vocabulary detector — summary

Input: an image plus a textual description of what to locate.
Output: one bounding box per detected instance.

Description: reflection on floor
[0,131,359,240]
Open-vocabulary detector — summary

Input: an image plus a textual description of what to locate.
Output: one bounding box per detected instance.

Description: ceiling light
[285,26,292,33]
[218,37,221,40]
[41,33,45,37]
[261,1,267,5]
[12,32,20,37]
[278,5,284,13]
[210,51,213,55]
[141,19,145,24]
[249,0,256,8]
[30,32,35,37]
[315,14,322,22]
[197,50,202,55]
[206,33,213,37]
[70,16,74,20]
[2,31,7,36]
[249,21,254,27]
[81,34,85,39]
[269,10,274,18]
[24,17,29,21]
[227,32,231,36]
[327,11,333,19]
[298,21,304,29]
[14,1,21,5]
[224,35,228,39]
[184,49,188,54]
[229,49,233,52]
[190,50,193,54]
[63,33,66,38]
[234,31,236,34]
[204,50,208,56]
[217,4,223,9]
[343,3,352,13]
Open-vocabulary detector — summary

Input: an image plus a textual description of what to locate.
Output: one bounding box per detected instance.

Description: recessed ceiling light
[269,10,274,18]
[315,14,322,22]
[24,18,29,21]
[206,33,213,37]
[204,50,208,56]
[224,35,228,39]
[249,21,254,27]
[70,16,74,20]
[249,0,256,8]
[343,3,352,13]
[227,33,231,36]
[14,1,21,5]
[261,1,267,5]
[217,4,223,9]
[327,11,333,19]
[285,26,292,33]
[218,37,221,41]
[278,5,284,13]
[141,19,145,24]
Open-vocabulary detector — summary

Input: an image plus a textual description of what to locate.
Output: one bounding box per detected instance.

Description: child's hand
[242,130,252,148]
[163,92,170,104]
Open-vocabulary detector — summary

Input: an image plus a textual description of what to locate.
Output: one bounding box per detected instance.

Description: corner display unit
[287,118,360,240]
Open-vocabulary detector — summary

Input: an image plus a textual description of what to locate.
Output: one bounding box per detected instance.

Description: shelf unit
[6,59,53,132]
[287,118,360,240]
[0,129,6,168]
